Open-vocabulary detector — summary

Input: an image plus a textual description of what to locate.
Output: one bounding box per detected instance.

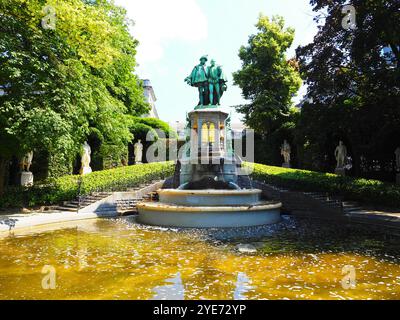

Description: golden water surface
[0,217,399,300]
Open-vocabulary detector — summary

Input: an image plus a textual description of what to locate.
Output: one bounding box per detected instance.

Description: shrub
[129,122,158,142]
[248,163,400,208]
[0,162,175,208]
[132,117,177,139]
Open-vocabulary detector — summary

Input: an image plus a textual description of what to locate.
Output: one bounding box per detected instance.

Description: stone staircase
[254,182,368,216]
[116,191,159,215]
[342,201,364,214]
[56,192,112,213]
[54,181,163,214]
[303,191,343,212]
[115,198,141,215]
[252,180,344,215]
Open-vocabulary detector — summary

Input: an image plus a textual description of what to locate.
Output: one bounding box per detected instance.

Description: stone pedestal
[20,171,34,187]
[396,173,400,185]
[282,163,291,168]
[80,166,92,175]
[335,168,346,176]
[180,106,239,188]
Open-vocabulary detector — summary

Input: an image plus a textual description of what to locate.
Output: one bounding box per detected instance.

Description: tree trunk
[0,157,8,196]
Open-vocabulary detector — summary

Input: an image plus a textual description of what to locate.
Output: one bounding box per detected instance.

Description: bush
[248,163,400,208]
[0,162,175,208]
[129,122,158,142]
[132,117,177,139]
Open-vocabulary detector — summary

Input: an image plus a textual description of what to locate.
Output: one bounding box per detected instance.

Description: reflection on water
[152,273,185,300]
[0,216,399,300]
[234,272,252,300]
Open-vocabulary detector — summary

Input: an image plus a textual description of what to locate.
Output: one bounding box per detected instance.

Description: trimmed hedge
[2,161,398,209]
[0,162,175,208]
[248,163,400,208]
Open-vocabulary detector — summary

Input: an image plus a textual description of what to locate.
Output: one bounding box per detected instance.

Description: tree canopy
[296,0,400,177]
[233,15,302,165]
[0,0,148,190]
[233,14,302,136]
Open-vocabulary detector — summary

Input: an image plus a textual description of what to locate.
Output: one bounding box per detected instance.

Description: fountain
[137,56,282,228]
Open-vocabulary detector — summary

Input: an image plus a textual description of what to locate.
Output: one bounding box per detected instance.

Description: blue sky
[114,0,319,123]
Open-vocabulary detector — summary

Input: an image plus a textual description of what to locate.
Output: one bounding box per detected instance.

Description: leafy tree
[132,117,177,139]
[296,0,400,179]
[0,0,148,193]
[233,15,302,164]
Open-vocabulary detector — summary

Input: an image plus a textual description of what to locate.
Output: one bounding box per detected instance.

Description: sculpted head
[199,55,208,65]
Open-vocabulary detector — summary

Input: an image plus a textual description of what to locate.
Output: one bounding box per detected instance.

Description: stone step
[343,202,361,207]
[91,193,112,197]
[83,196,106,201]
[56,206,78,212]
[69,201,91,206]
[61,203,79,208]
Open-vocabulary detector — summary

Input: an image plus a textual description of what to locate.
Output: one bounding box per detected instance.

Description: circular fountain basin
[137,189,282,228]
[136,202,281,228]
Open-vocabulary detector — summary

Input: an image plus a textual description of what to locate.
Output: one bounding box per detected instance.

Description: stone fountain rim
[158,189,263,196]
[137,201,282,212]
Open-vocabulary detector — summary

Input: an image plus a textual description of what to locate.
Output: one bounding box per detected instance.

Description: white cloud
[115,0,208,65]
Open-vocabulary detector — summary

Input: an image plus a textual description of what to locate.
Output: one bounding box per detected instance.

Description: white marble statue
[395,147,400,170]
[280,140,291,165]
[21,151,33,172]
[20,151,34,186]
[134,139,143,164]
[334,141,347,169]
[80,141,92,175]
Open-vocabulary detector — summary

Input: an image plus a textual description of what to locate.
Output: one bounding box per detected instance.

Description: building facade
[142,79,159,119]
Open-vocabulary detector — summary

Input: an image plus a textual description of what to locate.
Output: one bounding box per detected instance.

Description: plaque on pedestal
[335,168,346,176]
[21,171,34,187]
[282,163,291,168]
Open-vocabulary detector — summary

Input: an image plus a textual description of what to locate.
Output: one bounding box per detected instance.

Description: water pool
[0,216,399,300]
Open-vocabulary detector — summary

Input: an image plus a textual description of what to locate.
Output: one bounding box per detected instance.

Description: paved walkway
[0,180,165,235]
[0,211,117,234]
[342,201,400,230]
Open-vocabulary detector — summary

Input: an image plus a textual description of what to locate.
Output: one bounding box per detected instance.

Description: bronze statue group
[185,55,228,106]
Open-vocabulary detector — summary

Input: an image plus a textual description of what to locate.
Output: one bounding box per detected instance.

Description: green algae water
[0,216,399,300]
